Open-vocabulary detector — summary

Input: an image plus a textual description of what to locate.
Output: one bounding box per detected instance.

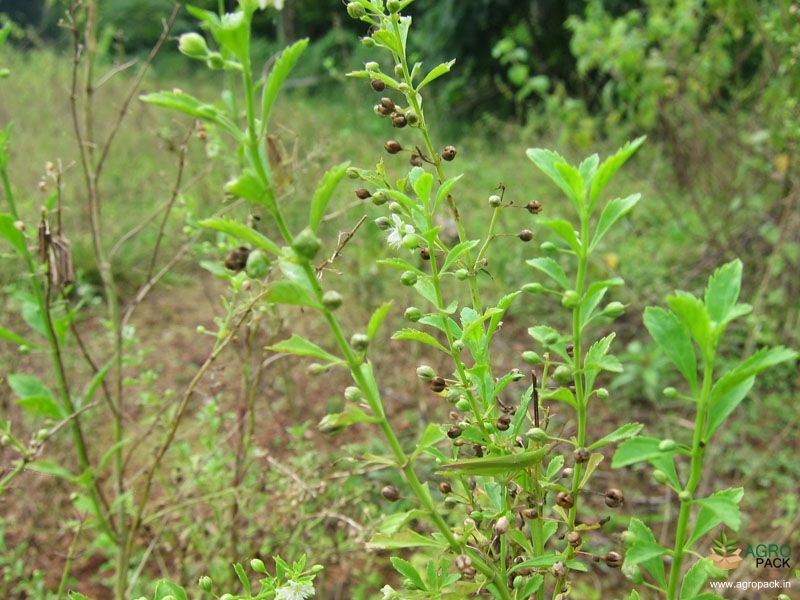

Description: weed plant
[1,2,797,600]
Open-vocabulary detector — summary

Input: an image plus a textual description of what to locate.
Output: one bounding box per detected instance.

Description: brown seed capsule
[556,492,574,509]
[526,200,543,214]
[224,246,250,271]
[420,247,430,260]
[381,485,400,502]
[605,551,623,568]
[521,508,539,519]
[410,153,423,167]
[561,467,574,479]
[384,140,402,154]
[455,554,472,571]
[496,414,512,431]
[517,229,535,242]
[565,342,574,357]
[430,376,447,393]
[370,78,386,92]
[573,447,590,464]
[375,103,393,116]
[391,113,407,128]
[493,516,510,535]
[447,425,463,439]
[380,97,395,111]
[355,188,371,199]
[439,481,452,494]
[442,145,457,161]
[462,567,476,580]
[567,531,582,547]
[550,561,567,577]
[604,488,625,508]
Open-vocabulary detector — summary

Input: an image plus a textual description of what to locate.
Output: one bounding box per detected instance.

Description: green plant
[612,259,796,599]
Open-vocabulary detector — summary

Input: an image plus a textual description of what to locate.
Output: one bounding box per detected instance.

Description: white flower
[258,0,285,9]
[275,580,314,600]
[380,585,400,600]
[386,214,414,249]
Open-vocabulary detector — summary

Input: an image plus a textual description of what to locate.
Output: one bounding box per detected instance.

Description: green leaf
[266,334,340,363]
[26,460,76,481]
[704,259,742,325]
[410,424,447,462]
[589,423,643,450]
[140,91,239,137]
[589,193,640,252]
[367,302,392,340]
[438,444,556,476]
[539,218,581,254]
[555,161,585,207]
[262,39,309,129]
[527,148,583,210]
[540,386,577,408]
[648,452,681,489]
[612,436,670,468]
[153,580,189,600]
[367,530,448,550]
[265,280,322,309]
[377,258,424,273]
[589,136,646,207]
[0,214,27,256]
[224,169,277,211]
[681,558,714,599]
[643,306,698,388]
[625,519,668,587]
[441,239,480,273]
[8,374,62,419]
[687,488,743,547]
[668,292,712,354]
[409,167,433,204]
[200,217,281,255]
[233,563,252,596]
[413,278,439,307]
[68,592,89,600]
[318,404,379,434]
[392,328,449,353]
[391,557,427,591]
[706,376,754,438]
[0,325,39,349]
[371,28,402,54]
[433,174,463,213]
[526,257,569,290]
[417,59,456,90]
[578,452,604,489]
[578,153,599,191]
[309,161,349,232]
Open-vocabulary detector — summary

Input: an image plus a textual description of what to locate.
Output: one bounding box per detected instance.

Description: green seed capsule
[292,228,322,261]
[344,386,362,402]
[561,290,581,309]
[522,282,545,294]
[455,398,470,412]
[322,290,343,310]
[347,2,366,18]
[245,250,270,279]
[522,350,543,365]
[552,365,573,385]
[400,271,418,286]
[351,333,369,352]
[404,307,423,322]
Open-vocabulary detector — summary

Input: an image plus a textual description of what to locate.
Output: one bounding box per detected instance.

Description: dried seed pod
[370,78,386,92]
[447,425,463,439]
[461,567,476,580]
[561,467,574,479]
[567,531,582,547]
[442,145,457,161]
[355,188,371,199]
[410,153,423,167]
[517,229,535,242]
[605,551,623,568]
[526,200,543,214]
[384,140,402,154]
[380,97,395,111]
[439,481,452,494]
[419,247,430,260]
[565,342,574,357]
[604,488,625,508]
[521,508,539,519]
[496,414,512,431]
[430,376,447,393]
[224,246,250,271]
[391,113,407,128]
[455,554,472,571]
[381,485,400,502]
[573,447,590,464]
[550,561,567,578]
[493,516,510,535]
[376,103,393,116]
[556,492,574,509]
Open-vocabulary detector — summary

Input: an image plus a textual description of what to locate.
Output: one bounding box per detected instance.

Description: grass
[1,39,798,599]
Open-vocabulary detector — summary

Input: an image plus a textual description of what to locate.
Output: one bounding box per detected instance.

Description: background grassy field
[1,16,798,599]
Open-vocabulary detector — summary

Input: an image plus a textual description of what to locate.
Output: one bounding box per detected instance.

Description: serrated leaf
[433,173,463,213]
[578,453,604,489]
[410,424,447,462]
[589,136,646,207]
[417,59,456,90]
[589,423,643,450]
[526,257,569,289]
[140,92,239,137]
[153,580,189,600]
[8,374,62,419]
[643,306,698,388]
[261,39,309,130]
[527,148,583,210]
[704,259,742,325]
[0,325,39,349]
[409,167,433,204]
[377,258,424,273]
[200,217,281,255]
[318,404,378,434]
[413,278,438,307]
[555,161,585,207]
[367,302,392,341]
[265,279,321,309]
[367,530,447,550]
[706,376,754,438]
[233,563,251,596]
[687,488,743,547]
[539,218,581,253]
[612,436,670,468]
[392,328,449,353]
[438,444,556,476]
[441,239,480,273]
[391,557,427,591]
[589,193,640,252]
[309,162,349,232]
[540,386,577,408]
[266,334,340,363]
[669,292,712,354]
[681,558,714,599]
[624,522,668,587]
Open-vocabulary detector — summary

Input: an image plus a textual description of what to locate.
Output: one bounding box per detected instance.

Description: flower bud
[602,301,625,318]
[404,307,423,322]
[198,576,213,592]
[400,271,418,286]
[416,365,435,381]
[351,333,369,352]
[374,216,392,230]
[178,33,210,59]
[250,558,267,573]
[522,350,543,365]
[347,2,366,18]
[344,386,362,402]
[488,194,502,207]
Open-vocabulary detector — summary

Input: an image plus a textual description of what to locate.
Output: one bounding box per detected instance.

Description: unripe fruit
[344,386,362,403]
[561,290,581,308]
[678,490,692,503]
[401,233,418,249]
[602,301,626,318]
[488,194,502,207]
[416,365,435,381]
[292,228,322,260]
[350,333,369,352]
[371,190,389,205]
[365,61,380,72]
[527,427,549,442]
[387,0,402,13]
[658,439,677,452]
[663,386,679,398]
[250,558,267,573]
[178,33,210,59]
[453,339,465,353]
[621,530,637,547]
[361,36,377,49]
[552,365,573,385]
[346,2,366,18]
[595,387,609,399]
[322,290,343,310]
[404,307,423,322]
[198,576,213,592]
[400,270,418,286]
[307,363,326,376]
[540,241,558,254]
[522,282,545,294]
[455,398,470,412]
[245,250,270,278]
[522,350,543,365]
[405,109,419,126]
[346,167,360,179]
[652,470,668,484]
[206,52,225,70]
[455,268,469,280]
